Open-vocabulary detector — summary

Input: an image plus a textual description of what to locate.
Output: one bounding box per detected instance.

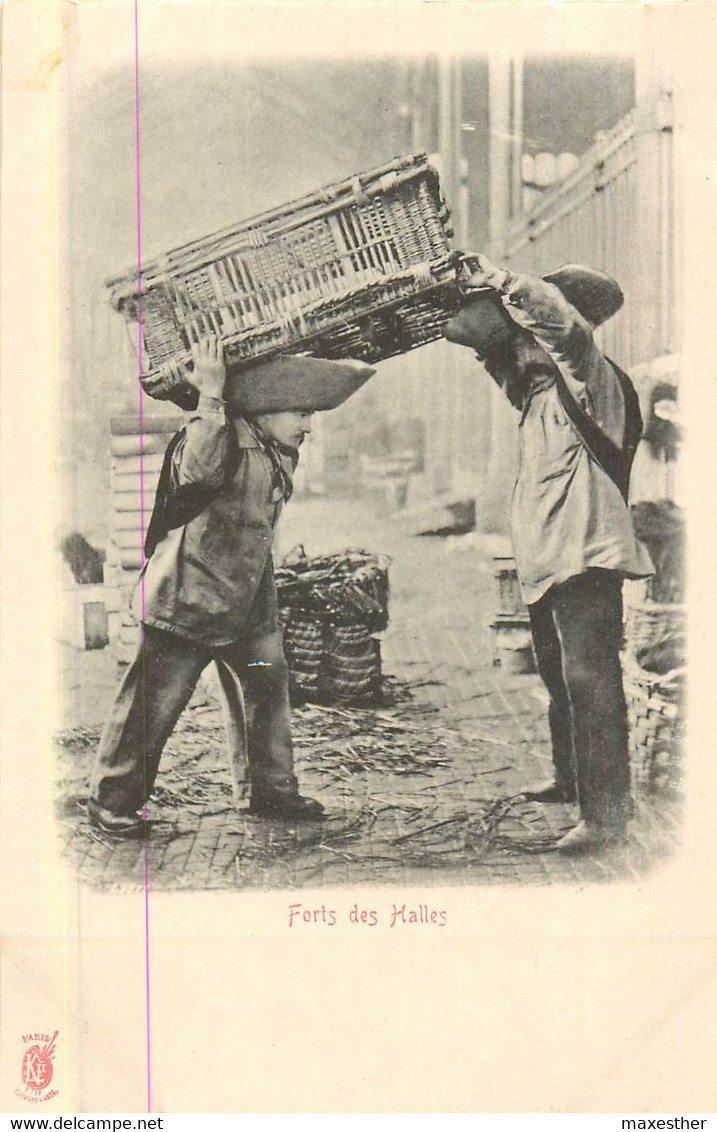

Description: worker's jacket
[138,401,296,647]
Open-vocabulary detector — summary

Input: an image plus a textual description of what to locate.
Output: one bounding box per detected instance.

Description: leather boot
[521,779,577,803]
[87,798,148,838]
[249,790,324,821]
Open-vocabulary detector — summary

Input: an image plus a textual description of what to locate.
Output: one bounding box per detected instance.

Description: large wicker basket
[108,153,461,404]
[624,659,685,796]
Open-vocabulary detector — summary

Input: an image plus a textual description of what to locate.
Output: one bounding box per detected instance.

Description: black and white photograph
[56,13,684,889]
[1,0,715,1116]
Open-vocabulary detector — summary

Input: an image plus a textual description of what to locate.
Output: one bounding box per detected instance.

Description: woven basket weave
[282,611,381,704]
[625,659,685,796]
[625,600,686,675]
[277,547,388,703]
[282,615,324,696]
[626,601,685,655]
[107,153,461,403]
[276,548,390,632]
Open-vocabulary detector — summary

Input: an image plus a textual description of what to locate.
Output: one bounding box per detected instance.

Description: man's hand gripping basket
[108,154,461,406]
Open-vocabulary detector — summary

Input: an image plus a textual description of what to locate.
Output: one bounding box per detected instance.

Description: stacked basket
[624,599,686,797]
[276,548,390,704]
[624,503,686,797]
[624,659,684,795]
[107,153,461,408]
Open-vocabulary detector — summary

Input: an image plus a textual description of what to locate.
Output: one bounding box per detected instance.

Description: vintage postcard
[1,0,715,1115]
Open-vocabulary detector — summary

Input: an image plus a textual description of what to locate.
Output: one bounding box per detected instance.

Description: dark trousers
[528,570,630,830]
[90,624,296,815]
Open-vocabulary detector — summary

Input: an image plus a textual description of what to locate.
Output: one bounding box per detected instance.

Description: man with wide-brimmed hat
[446,254,653,855]
[88,340,375,836]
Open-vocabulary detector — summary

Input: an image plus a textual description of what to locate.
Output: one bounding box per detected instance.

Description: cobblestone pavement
[55,493,682,891]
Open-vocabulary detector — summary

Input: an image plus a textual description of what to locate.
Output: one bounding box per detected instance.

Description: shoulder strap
[610,358,644,478]
[143,424,240,559]
[554,359,643,502]
[143,429,185,561]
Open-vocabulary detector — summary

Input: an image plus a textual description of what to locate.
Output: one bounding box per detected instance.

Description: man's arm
[467,255,625,443]
[172,336,232,487]
[467,254,593,378]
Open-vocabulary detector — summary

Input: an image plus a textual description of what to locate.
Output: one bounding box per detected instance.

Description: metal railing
[502,94,677,373]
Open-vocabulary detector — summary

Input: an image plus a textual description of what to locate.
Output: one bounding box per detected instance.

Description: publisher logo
[15,1031,59,1103]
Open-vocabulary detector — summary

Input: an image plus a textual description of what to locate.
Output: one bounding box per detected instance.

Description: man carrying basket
[87,340,374,836]
[446,255,653,856]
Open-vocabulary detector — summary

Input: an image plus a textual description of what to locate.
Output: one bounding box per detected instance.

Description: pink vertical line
[133,0,152,1115]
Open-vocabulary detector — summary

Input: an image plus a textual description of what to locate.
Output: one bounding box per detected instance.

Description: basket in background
[625,600,686,675]
[277,547,389,704]
[624,659,685,796]
[282,614,324,699]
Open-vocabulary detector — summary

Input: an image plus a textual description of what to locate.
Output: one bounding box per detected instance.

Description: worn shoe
[249,792,325,821]
[555,820,627,855]
[87,798,148,837]
[521,779,577,804]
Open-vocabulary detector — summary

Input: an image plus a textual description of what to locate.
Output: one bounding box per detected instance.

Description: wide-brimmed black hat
[225,355,376,415]
[445,263,624,356]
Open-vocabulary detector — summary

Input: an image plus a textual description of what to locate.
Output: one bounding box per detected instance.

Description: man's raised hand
[188,334,226,399]
[465,253,509,293]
